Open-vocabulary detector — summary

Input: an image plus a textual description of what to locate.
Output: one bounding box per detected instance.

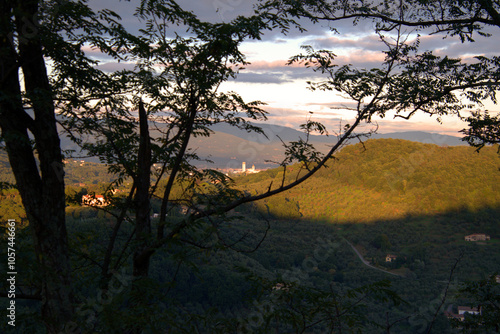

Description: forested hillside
[231,139,500,332]
[239,139,500,223]
[0,154,114,222]
[2,139,499,333]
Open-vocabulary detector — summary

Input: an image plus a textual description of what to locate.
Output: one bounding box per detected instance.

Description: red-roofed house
[82,194,107,207]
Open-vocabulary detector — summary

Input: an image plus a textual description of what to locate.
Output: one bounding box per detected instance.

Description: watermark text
[6,219,17,327]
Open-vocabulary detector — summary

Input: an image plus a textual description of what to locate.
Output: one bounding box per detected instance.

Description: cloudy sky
[89,0,499,138]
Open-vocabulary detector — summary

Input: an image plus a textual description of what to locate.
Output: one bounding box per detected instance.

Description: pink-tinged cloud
[374,118,466,135]
[257,104,469,137]
[233,51,388,84]
[246,50,386,70]
[245,60,294,70]
[335,52,386,66]
[81,45,103,55]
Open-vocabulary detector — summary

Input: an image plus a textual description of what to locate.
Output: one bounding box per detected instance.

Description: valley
[1,137,499,333]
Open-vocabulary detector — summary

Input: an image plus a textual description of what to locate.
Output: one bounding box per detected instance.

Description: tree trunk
[0,1,75,332]
[133,100,152,278]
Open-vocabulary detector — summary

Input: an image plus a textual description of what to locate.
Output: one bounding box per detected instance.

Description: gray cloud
[232,72,289,84]
[230,60,323,84]
[87,0,500,57]
[87,0,336,41]
[96,61,137,72]
[305,101,359,111]
[306,34,383,51]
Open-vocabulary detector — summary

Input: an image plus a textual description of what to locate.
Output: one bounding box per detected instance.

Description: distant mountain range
[209,123,464,145]
[58,120,466,168]
[371,131,464,146]
[188,123,465,169]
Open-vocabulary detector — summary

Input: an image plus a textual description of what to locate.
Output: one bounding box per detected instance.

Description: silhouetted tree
[260,0,500,147]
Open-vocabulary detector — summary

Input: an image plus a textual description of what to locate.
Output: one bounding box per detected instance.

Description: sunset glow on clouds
[88,0,499,137]
[228,29,499,136]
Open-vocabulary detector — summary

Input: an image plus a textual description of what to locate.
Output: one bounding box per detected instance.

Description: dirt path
[343,238,403,277]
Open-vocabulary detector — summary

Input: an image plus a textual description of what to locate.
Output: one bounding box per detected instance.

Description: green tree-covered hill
[239,139,500,223]
[2,138,498,224]
[2,139,500,333]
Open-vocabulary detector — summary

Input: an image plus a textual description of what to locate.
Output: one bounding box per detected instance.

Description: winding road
[343,238,403,277]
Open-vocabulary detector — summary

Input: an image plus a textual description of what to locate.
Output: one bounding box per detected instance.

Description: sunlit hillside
[237,139,500,223]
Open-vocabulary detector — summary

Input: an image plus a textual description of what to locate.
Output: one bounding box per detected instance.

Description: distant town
[229,162,261,175]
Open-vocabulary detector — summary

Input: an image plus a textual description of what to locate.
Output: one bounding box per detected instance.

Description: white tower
[242,162,246,172]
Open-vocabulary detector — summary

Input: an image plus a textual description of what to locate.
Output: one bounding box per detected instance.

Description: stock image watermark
[60,268,133,334]
[408,277,460,332]
[238,236,340,331]
[213,0,243,20]
[6,219,17,327]
[384,132,463,192]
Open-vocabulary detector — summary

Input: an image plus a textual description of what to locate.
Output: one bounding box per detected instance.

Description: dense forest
[1,139,499,332]
[239,138,500,222]
[3,0,500,331]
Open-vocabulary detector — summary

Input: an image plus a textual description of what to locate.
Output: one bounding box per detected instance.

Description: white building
[458,306,481,315]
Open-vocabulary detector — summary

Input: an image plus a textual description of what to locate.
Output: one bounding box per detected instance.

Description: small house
[272,283,291,291]
[445,306,481,322]
[464,234,490,242]
[82,194,107,207]
[458,306,481,315]
[385,254,397,262]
